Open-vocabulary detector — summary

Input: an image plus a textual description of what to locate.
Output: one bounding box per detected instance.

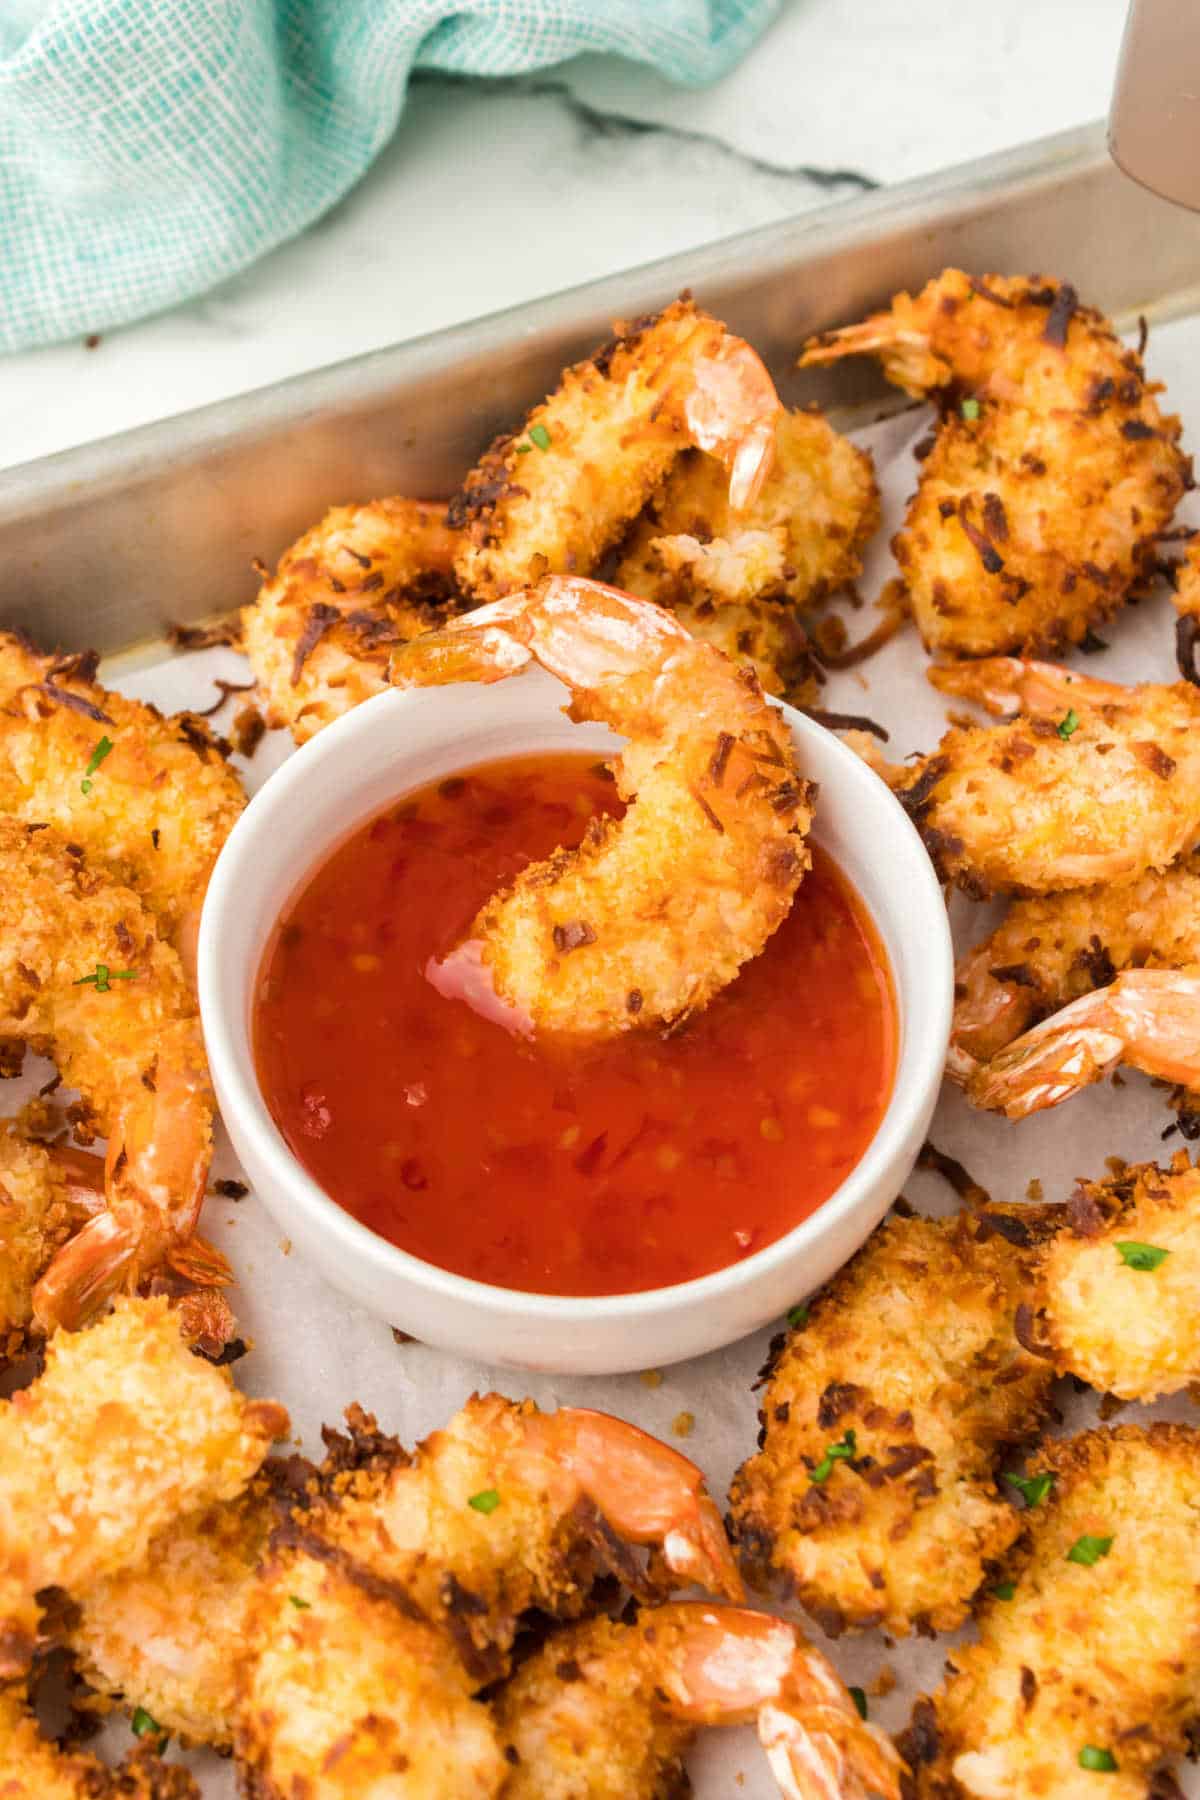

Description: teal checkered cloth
[0,1,777,352]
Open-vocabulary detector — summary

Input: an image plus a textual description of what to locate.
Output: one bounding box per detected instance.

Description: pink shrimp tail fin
[683,337,780,511]
[760,1701,904,1800]
[31,1208,138,1332]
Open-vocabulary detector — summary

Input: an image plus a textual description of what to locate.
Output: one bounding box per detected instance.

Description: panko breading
[391,578,812,1038]
[1173,533,1200,680]
[1029,1154,1200,1401]
[0,1296,287,1674]
[70,1476,278,1748]
[0,821,214,1328]
[893,660,1200,896]
[616,407,880,611]
[0,1687,199,1800]
[801,270,1189,657]
[495,1605,902,1800]
[241,496,461,745]
[449,299,781,602]
[729,1208,1057,1637]
[900,1426,1200,1800]
[0,633,244,967]
[305,1393,739,1684]
[0,1123,103,1358]
[235,1548,505,1799]
[951,854,1200,1065]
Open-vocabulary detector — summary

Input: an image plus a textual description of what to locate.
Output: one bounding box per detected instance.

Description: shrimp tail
[31,1208,138,1332]
[760,1699,905,1800]
[681,333,781,510]
[929,657,1126,720]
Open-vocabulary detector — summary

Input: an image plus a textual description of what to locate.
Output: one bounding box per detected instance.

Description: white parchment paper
[77,313,1200,1793]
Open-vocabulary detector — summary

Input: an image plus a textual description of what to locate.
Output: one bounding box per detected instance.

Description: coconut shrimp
[450,299,782,601]
[0,822,215,1329]
[616,408,879,614]
[241,495,461,745]
[0,633,245,973]
[730,1207,1056,1638]
[496,1605,903,1800]
[0,1685,199,1800]
[0,1296,287,1675]
[1022,1152,1200,1402]
[390,576,813,1037]
[801,270,1190,657]
[1172,532,1200,680]
[900,1425,1200,1800]
[887,659,1200,896]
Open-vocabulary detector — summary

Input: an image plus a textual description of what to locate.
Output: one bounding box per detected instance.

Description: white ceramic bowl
[199,673,952,1374]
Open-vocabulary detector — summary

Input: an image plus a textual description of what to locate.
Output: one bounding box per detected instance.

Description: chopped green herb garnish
[1003,1469,1055,1508]
[1078,1746,1118,1773]
[992,1581,1016,1600]
[514,441,533,454]
[849,1686,868,1720]
[469,1488,501,1514]
[809,1429,857,1485]
[289,1593,311,1609]
[74,964,138,993]
[131,1708,163,1739]
[1116,1240,1170,1271]
[528,423,552,451]
[1066,1534,1113,1566]
[1057,708,1080,740]
[787,1303,809,1330]
[81,733,114,795]
[961,397,981,421]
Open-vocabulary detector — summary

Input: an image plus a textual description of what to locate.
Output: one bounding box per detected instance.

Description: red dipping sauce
[254,752,896,1296]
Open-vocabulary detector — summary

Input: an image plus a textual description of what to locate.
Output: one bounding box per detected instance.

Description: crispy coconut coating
[616,408,880,611]
[801,270,1190,657]
[729,1208,1058,1637]
[0,1687,199,1800]
[899,1425,1200,1800]
[235,1547,505,1799]
[951,854,1200,1064]
[0,633,244,960]
[0,1296,287,1674]
[0,821,213,1323]
[449,299,780,601]
[241,496,461,744]
[1028,1153,1200,1402]
[69,1476,279,1748]
[1173,534,1200,681]
[896,660,1200,896]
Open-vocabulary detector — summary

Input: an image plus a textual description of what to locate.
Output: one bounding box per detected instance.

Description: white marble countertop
[3,0,1129,474]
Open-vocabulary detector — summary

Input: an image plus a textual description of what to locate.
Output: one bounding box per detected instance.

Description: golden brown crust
[729,1208,1058,1636]
[0,1688,200,1800]
[901,1425,1200,1799]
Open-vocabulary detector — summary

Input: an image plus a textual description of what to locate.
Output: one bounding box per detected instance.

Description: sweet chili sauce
[254,751,896,1296]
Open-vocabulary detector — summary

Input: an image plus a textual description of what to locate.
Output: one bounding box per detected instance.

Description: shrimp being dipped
[890,659,1200,895]
[241,495,461,745]
[900,1425,1200,1800]
[0,1686,199,1800]
[0,822,215,1329]
[801,270,1189,657]
[0,1296,287,1675]
[0,633,245,973]
[390,576,813,1037]
[450,299,782,601]
[730,1207,1056,1638]
[495,1605,903,1800]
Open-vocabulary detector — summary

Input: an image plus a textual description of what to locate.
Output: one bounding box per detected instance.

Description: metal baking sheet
[5,121,1200,1795]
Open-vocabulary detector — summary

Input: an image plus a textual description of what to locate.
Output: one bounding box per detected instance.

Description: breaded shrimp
[729,1207,1057,1638]
[69,1475,280,1747]
[450,299,782,601]
[0,633,244,971]
[890,659,1200,895]
[390,577,813,1037]
[950,855,1200,1065]
[1023,1153,1200,1402]
[0,1296,287,1675]
[0,1125,104,1358]
[235,1548,506,1798]
[305,1394,741,1682]
[495,1604,903,1800]
[0,821,215,1328]
[899,1425,1200,1800]
[801,270,1189,656]
[1172,532,1200,680]
[241,495,461,744]
[0,1686,199,1800]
